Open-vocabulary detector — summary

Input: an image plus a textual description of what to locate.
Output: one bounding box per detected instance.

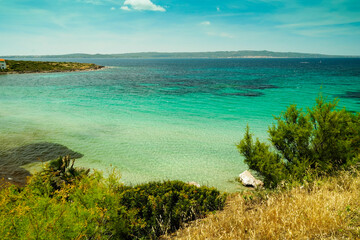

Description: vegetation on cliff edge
[165,170,360,239]
[0,60,103,74]
[0,156,226,239]
[237,95,360,188]
[166,96,360,239]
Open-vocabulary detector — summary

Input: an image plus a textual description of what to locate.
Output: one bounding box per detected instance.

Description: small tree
[29,156,90,194]
[237,95,360,187]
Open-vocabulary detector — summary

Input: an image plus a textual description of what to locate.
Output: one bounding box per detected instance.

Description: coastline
[0,65,106,75]
[0,59,105,75]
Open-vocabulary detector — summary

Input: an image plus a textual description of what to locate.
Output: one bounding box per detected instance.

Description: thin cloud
[206,31,234,38]
[121,0,166,12]
[76,0,105,5]
[120,6,131,11]
[201,21,211,26]
[271,2,360,29]
[277,18,360,29]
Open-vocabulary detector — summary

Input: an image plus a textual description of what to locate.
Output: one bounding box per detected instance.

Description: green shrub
[237,95,360,188]
[0,157,226,239]
[29,156,90,195]
[0,170,128,240]
[117,181,227,239]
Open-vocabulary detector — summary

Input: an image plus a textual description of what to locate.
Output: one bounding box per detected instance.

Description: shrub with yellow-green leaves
[0,157,226,239]
[0,165,127,239]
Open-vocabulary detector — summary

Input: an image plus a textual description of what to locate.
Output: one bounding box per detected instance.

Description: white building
[0,59,6,70]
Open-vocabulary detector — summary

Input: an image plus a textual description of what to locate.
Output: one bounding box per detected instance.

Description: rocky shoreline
[0,60,105,75]
[0,65,105,75]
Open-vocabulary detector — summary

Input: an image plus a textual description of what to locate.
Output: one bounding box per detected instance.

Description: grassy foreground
[164,170,360,239]
[0,60,103,74]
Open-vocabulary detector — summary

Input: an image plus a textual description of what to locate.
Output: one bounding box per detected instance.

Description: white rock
[188,181,201,187]
[239,170,263,188]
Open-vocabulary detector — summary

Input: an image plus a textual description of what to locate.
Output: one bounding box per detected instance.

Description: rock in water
[239,170,263,188]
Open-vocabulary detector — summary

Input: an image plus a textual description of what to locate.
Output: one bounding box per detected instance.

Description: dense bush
[117,181,226,238]
[237,95,360,187]
[0,157,226,239]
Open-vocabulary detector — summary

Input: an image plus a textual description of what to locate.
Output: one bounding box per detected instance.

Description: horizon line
[3,49,360,58]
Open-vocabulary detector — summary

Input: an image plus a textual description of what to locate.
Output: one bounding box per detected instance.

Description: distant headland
[0,60,104,74]
[4,50,360,59]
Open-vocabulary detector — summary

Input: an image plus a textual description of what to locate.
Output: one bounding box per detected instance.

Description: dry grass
[164,171,360,239]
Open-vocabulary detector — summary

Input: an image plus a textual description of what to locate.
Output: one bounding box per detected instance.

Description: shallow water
[1,58,359,191]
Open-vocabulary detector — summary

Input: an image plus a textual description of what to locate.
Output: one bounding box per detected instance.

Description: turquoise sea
[1,58,359,191]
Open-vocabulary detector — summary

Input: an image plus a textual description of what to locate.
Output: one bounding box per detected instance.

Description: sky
[1,0,360,55]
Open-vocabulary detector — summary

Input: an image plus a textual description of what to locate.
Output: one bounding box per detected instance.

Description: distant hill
[4,50,358,59]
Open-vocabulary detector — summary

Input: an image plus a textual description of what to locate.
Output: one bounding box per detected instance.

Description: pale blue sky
[1,0,360,55]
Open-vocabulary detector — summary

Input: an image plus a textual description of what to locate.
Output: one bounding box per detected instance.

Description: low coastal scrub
[237,95,360,188]
[166,96,360,239]
[165,170,360,239]
[0,157,226,239]
[0,60,103,73]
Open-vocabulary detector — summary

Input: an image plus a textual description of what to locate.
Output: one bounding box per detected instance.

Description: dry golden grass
[164,171,360,240]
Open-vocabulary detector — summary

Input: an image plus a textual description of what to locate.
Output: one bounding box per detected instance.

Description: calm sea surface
[1,58,359,191]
